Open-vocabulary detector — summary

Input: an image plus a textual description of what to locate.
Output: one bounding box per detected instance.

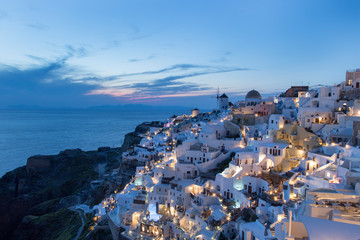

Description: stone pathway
[70,207,85,240]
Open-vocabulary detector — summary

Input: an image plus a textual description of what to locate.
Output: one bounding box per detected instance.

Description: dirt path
[71,208,85,240]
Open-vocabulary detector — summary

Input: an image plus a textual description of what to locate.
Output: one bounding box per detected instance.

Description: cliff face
[0,121,160,240]
[26,155,53,174]
[121,121,162,152]
[0,149,105,240]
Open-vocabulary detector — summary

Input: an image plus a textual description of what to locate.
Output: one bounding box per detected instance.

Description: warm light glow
[277,214,285,222]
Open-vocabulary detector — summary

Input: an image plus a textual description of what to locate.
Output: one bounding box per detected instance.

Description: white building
[219,93,229,111]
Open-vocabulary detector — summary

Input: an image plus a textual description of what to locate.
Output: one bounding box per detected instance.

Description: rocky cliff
[0,121,160,240]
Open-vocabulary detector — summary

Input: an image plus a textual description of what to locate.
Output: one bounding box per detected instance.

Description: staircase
[283,205,289,219]
[269,226,275,236]
[315,123,327,134]
[299,97,311,108]
[269,222,277,236]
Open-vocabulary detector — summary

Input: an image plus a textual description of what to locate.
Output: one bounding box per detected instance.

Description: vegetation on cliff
[13,208,81,240]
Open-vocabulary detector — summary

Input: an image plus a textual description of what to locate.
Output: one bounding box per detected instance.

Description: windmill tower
[211,87,229,110]
[219,93,229,111]
[211,87,220,109]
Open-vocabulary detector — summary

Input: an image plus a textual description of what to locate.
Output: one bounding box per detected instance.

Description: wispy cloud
[0,45,251,106]
[25,54,49,63]
[100,25,152,52]
[86,65,249,101]
[129,25,152,41]
[129,55,155,62]
[76,63,241,85]
[107,64,245,79]
[25,23,49,30]
[0,46,104,107]
[211,51,232,63]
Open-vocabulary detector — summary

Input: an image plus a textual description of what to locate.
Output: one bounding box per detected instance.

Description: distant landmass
[4,104,191,110]
[87,104,190,110]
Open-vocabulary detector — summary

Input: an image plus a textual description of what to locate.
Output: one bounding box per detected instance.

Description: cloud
[129,55,155,62]
[129,25,152,41]
[100,26,151,52]
[0,60,91,92]
[87,65,250,101]
[25,23,49,30]
[0,45,251,107]
[211,51,233,63]
[77,63,233,85]
[109,63,243,79]
[128,68,241,93]
[0,46,109,107]
[65,45,88,58]
[25,54,49,63]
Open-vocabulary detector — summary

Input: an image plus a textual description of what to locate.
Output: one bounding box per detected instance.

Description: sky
[0,0,360,109]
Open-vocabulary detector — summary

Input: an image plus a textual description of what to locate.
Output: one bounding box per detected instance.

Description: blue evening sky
[0,0,359,108]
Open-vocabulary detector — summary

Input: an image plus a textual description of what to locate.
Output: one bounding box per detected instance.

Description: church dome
[245,90,262,100]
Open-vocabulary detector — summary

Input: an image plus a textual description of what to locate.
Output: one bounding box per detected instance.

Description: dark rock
[98,147,111,152]
[57,195,81,209]
[0,149,104,239]
[0,121,153,240]
[26,155,53,175]
[12,208,81,240]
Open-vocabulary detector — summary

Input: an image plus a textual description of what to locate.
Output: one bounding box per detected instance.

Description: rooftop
[245,90,262,100]
[309,188,338,194]
[220,93,229,99]
[300,215,360,240]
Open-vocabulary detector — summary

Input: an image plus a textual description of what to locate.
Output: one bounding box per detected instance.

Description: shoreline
[0,107,187,177]
[0,120,162,240]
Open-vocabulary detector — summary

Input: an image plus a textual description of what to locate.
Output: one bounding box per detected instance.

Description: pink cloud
[85,88,213,102]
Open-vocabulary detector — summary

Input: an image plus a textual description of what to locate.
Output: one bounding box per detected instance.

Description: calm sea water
[0,108,187,176]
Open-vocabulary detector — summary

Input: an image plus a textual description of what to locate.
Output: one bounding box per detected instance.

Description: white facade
[184,144,221,164]
[219,94,229,111]
[268,114,285,130]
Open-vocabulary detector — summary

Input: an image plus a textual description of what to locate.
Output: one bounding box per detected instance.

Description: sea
[0,107,189,177]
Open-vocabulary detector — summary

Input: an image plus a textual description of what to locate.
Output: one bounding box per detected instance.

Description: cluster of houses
[94,70,360,240]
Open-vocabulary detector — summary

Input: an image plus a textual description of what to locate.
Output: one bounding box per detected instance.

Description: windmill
[211,87,220,109]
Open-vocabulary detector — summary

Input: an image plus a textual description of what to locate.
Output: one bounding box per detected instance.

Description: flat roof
[300,215,360,240]
[309,188,338,194]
